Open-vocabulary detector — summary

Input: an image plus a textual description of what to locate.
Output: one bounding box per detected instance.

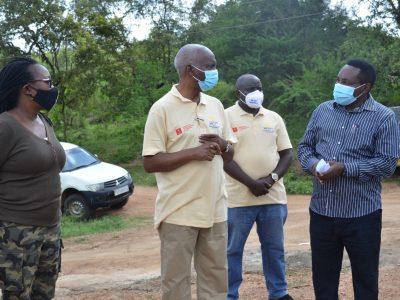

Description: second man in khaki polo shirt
[224,74,294,300]
[142,44,236,300]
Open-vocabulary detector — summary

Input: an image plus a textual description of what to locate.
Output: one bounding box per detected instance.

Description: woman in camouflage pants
[0,58,66,300]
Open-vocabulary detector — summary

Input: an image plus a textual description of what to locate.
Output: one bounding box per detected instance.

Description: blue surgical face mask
[333,83,365,106]
[191,65,219,91]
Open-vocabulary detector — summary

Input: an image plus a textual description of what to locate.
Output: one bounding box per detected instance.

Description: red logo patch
[232,127,238,132]
[175,128,182,135]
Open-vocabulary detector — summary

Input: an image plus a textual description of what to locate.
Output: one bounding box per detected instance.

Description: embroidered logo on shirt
[175,128,183,135]
[207,115,221,129]
[263,126,275,133]
[183,124,193,132]
[209,121,221,129]
[232,127,238,132]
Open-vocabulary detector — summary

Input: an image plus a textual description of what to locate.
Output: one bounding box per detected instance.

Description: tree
[186,0,350,101]
[125,0,217,83]
[126,0,186,78]
[0,0,131,139]
[338,25,400,106]
[362,0,400,31]
[0,0,73,138]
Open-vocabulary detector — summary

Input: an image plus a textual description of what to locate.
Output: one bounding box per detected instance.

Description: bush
[284,167,313,195]
[64,115,146,164]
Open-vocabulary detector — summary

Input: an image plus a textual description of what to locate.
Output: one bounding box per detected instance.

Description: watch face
[271,173,279,181]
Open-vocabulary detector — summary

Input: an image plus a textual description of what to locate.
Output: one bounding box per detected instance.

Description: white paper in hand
[315,159,330,174]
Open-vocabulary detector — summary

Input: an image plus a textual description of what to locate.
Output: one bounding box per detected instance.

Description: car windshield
[62,147,100,172]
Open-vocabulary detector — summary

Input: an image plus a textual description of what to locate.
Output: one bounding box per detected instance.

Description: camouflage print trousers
[0,221,60,300]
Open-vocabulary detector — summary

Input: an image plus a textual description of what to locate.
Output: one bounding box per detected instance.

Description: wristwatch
[271,172,279,182]
[224,142,231,152]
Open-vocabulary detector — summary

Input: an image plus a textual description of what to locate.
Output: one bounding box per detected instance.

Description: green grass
[61,215,152,239]
[284,167,314,195]
[125,164,157,186]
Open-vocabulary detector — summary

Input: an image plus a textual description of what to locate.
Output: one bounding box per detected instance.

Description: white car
[60,142,134,219]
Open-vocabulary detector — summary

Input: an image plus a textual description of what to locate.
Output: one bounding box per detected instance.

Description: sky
[330,0,370,17]
[128,0,371,40]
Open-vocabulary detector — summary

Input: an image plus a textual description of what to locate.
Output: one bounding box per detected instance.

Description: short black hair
[0,57,38,113]
[346,59,376,88]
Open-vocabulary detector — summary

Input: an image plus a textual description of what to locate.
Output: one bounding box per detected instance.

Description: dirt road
[55,183,400,299]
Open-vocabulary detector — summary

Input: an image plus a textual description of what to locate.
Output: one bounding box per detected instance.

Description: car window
[62,147,99,172]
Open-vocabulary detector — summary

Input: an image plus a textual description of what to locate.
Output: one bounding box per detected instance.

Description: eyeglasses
[335,78,362,87]
[29,78,54,88]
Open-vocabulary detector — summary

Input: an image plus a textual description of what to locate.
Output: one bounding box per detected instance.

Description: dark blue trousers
[309,209,382,300]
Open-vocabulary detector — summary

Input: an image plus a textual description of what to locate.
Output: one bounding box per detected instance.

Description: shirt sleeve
[343,112,400,181]
[222,107,237,144]
[297,109,320,174]
[142,104,167,156]
[276,115,292,151]
[0,119,14,168]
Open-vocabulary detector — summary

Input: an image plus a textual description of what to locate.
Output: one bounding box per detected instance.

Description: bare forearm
[143,141,221,173]
[221,146,234,163]
[143,150,196,173]
[224,160,254,187]
[273,148,293,178]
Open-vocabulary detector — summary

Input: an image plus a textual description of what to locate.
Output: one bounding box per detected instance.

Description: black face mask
[30,87,59,111]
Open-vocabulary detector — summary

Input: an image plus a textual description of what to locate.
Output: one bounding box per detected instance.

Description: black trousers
[309,209,382,300]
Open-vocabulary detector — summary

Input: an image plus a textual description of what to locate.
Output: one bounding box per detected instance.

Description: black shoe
[272,295,294,300]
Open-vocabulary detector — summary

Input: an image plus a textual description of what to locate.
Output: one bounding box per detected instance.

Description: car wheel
[64,194,93,220]
[110,197,129,209]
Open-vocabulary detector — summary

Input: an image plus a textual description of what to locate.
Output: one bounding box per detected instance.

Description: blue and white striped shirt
[298,96,400,218]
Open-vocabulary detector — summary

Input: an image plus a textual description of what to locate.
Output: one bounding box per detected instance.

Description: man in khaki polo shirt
[224,74,294,300]
[142,44,235,300]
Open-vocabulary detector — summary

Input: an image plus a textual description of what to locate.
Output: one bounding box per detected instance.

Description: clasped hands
[194,134,228,161]
[247,175,275,197]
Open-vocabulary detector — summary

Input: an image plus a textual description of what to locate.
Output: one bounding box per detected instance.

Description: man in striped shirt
[298,59,400,300]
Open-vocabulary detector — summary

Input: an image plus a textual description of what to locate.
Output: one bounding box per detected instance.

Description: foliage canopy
[0,0,399,165]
